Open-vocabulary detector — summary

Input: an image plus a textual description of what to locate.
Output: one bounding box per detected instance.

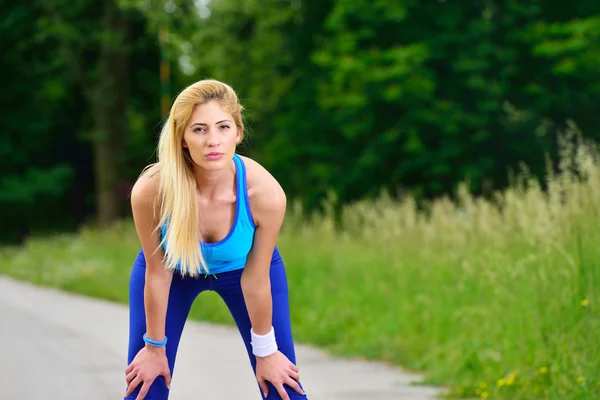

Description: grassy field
[1,133,599,399]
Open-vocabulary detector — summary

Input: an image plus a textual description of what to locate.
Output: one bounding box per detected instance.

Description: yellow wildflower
[481,391,489,399]
[577,376,584,383]
[506,371,517,385]
[581,299,589,307]
[497,378,506,387]
[539,367,548,374]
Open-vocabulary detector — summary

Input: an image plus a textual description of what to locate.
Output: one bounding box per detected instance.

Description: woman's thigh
[214,249,308,399]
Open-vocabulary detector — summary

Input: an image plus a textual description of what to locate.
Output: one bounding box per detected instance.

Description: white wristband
[250,326,278,357]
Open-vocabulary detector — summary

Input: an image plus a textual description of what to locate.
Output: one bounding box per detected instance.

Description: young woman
[123,79,308,400]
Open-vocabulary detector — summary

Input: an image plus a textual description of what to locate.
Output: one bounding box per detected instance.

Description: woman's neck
[191,160,235,200]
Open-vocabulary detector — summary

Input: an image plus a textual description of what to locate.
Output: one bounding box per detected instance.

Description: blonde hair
[149,79,245,277]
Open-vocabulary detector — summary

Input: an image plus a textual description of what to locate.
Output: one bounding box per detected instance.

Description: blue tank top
[160,154,257,274]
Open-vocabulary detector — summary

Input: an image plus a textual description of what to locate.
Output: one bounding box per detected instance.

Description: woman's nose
[206,131,219,147]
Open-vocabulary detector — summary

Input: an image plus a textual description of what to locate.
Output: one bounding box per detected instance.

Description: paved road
[0,275,444,399]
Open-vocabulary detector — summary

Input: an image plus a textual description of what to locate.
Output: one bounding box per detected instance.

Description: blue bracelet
[143,333,168,347]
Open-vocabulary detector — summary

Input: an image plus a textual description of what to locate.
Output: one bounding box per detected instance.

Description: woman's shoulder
[238,155,286,213]
[130,163,161,209]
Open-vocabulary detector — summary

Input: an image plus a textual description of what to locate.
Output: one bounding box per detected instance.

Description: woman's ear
[182,140,188,148]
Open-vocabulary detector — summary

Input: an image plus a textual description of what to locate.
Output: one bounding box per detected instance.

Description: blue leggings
[125,247,308,399]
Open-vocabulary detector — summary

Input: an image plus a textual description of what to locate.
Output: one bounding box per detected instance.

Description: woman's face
[182,100,240,171]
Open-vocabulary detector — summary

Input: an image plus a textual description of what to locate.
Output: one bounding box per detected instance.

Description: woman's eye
[194,128,205,133]
[220,125,230,129]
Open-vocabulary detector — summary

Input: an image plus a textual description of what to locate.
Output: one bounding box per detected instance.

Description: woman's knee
[263,383,308,400]
[124,377,170,400]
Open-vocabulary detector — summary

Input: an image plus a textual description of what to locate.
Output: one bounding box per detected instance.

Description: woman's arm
[125,166,174,398]
[130,167,174,346]
[240,174,286,337]
[241,160,304,399]
[125,166,173,399]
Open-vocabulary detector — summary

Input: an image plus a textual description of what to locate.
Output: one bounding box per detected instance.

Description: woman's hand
[124,346,172,400]
[255,351,304,399]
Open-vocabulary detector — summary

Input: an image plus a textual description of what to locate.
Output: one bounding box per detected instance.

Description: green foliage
[161,0,600,211]
[0,0,160,241]
[0,3,82,241]
[0,166,74,205]
[4,0,600,235]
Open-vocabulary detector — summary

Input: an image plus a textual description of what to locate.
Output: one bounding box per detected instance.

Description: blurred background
[2,1,600,399]
[5,0,600,241]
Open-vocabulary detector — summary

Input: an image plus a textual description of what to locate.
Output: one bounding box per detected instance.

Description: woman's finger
[288,368,300,382]
[275,383,290,400]
[135,380,153,400]
[286,377,305,396]
[125,370,137,385]
[257,377,269,398]
[125,363,135,375]
[124,375,142,397]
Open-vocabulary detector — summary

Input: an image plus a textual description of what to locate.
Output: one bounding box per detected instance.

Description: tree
[37,0,134,227]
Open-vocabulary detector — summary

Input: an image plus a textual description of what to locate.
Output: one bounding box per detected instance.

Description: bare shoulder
[239,155,286,224]
[130,163,161,211]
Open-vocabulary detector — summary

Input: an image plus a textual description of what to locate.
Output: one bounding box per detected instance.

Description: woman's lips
[205,152,224,160]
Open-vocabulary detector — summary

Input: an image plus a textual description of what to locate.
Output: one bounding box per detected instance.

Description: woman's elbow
[241,269,270,294]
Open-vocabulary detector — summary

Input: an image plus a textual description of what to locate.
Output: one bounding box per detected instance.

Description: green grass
[2,132,599,399]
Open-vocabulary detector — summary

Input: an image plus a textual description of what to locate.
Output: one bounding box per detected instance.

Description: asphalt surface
[0,275,444,399]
